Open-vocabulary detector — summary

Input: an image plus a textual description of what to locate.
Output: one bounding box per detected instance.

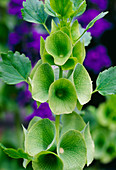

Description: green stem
[15,110,21,147]
[59,67,63,79]
[74,30,87,46]
[92,89,98,94]
[43,24,50,34]
[55,115,60,145]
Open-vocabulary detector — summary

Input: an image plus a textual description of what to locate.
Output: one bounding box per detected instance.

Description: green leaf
[45,0,56,17]
[0,143,32,160]
[57,130,87,170]
[72,41,85,64]
[30,59,42,80]
[21,0,48,24]
[86,11,108,30]
[45,31,72,66]
[61,57,78,70]
[32,151,63,170]
[71,0,86,18]
[61,111,86,135]
[0,51,31,84]
[50,0,74,18]
[49,78,77,115]
[79,25,92,46]
[73,64,93,105]
[76,11,108,43]
[26,119,55,156]
[71,20,80,43]
[96,67,116,95]
[82,123,94,166]
[32,63,54,102]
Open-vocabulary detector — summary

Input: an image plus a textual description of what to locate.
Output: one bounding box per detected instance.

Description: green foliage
[22,0,48,24]
[86,11,108,30]
[32,151,63,170]
[73,64,93,105]
[40,37,55,65]
[82,123,94,166]
[0,143,32,160]
[45,0,56,17]
[72,41,85,64]
[50,0,74,18]
[25,119,55,156]
[79,25,92,46]
[0,0,112,169]
[30,59,42,80]
[49,78,77,114]
[96,67,116,95]
[71,20,80,43]
[61,57,77,70]
[57,130,87,170]
[45,31,72,65]
[71,0,87,18]
[61,112,86,135]
[32,63,54,102]
[0,51,31,84]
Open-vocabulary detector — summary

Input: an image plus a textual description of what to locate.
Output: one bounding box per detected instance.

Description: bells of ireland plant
[1,0,116,170]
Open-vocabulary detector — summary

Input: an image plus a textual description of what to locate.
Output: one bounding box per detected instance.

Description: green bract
[57,130,87,170]
[40,37,55,65]
[25,119,55,156]
[82,123,94,166]
[49,78,77,114]
[73,64,93,105]
[73,41,85,64]
[45,31,72,65]
[61,112,86,135]
[32,63,54,102]
[32,151,63,170]
[0,51,31,84]
[22,0,48,24]
[71,20,80,43]
[50,0,74,18]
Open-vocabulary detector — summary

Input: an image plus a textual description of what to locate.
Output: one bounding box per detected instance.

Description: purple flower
[78,9,112,37]
[90,0,108,11]
[25,102,55,121]
[8,0,26,18]
[27,31,48,52]
[84,45,111,73]
[17,90,32,106]
[8,22,48,66]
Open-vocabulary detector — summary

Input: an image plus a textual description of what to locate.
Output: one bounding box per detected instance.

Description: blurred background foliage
[0,0,116,169]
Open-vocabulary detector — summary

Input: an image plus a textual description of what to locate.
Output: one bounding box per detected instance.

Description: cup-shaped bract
[57,130,87,170]
[73,64,93,105]
[49,78,77,114]
[32,151,63,170]
[25,119,55,156]
[73,41,85,64]
[32,63,54,102]
[45,31,72,66]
